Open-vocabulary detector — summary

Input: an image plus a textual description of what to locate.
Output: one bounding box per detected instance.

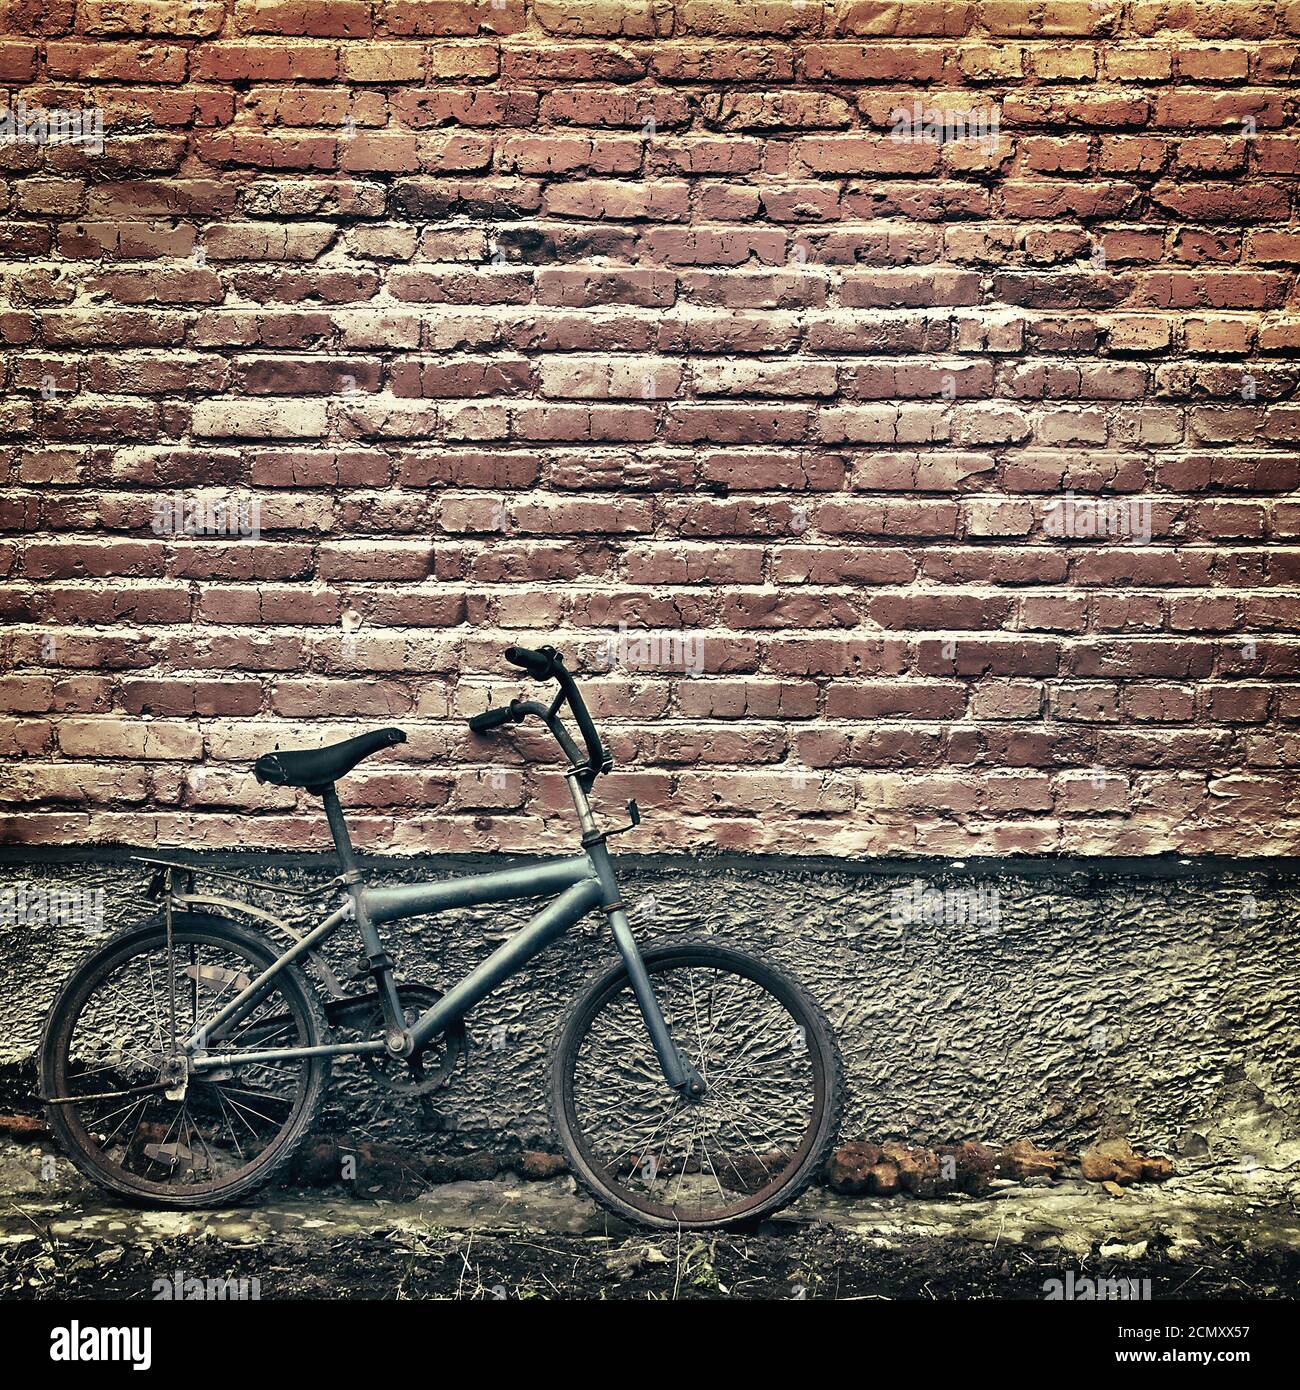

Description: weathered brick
[45,40,187,81]
[0,3,1296,857]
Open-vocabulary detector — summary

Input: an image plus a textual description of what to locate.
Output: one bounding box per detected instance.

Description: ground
[1,1135,1298,1300]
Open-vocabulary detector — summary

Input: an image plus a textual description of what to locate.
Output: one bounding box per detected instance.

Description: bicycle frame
[177,769,701,1097]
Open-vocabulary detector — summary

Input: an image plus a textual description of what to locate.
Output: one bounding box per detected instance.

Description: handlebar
[504,644,559,681]
[468,646,610,788]
[467,704,517,734]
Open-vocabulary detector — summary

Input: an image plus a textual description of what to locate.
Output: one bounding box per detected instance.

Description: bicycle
[40,644,844,1229]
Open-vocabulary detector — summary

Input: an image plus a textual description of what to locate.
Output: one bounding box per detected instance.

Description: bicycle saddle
[253,727,406,791]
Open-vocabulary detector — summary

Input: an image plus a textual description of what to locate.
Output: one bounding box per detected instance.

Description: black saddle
[254,727,406,791]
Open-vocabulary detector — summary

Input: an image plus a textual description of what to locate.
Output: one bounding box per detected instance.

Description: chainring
[362,984,467,1097]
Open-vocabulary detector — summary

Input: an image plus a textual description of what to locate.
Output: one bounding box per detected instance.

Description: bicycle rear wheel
[551,939,843,1229]
[40,914,329,1207]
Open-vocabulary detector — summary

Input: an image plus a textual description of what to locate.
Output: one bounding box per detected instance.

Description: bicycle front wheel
[551,939,843,1229]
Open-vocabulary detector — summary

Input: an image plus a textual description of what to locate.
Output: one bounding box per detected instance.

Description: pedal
[184,962,251,993]
[144,1140,193,1168]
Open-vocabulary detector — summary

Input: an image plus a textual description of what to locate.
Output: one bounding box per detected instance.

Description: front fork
[580,799,706,1101]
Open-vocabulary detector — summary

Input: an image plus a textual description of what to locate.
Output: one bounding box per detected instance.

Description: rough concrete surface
[3,847,1298,1299]
[2,851,1297,1166]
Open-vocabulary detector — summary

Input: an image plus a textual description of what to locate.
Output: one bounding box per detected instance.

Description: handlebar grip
[468,705,515,734]
[504,644,558,680]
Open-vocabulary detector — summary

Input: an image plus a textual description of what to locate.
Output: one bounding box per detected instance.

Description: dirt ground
[6,1217,1300,1302]
[2,1133,1298,1300]
[9,1221,1300,1302]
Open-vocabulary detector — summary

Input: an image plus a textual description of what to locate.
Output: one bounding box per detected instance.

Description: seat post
[319,782,405,1048]
[319,784,359,875]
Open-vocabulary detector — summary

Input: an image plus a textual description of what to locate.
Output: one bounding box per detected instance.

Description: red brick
[45,40,187,82]
[192,42,339,81]
[236,1,373,37]
[379,0,525,36]
[2,3,1298,858]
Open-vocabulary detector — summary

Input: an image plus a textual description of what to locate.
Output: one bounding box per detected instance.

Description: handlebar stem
[511,700,586,774]
[564,768,600,840]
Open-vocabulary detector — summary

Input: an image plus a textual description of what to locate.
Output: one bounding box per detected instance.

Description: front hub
[679,1060,708,1102]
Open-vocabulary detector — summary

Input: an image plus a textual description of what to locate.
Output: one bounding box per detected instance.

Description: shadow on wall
[0,850,1295,1168]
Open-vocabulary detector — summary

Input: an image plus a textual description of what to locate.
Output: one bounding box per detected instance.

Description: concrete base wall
[2,849,1297,1168]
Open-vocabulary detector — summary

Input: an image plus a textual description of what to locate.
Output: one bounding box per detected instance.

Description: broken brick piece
[825,1140,883,1194]
[1080,1137,1174,1185]
[936,1139,997,1195]
[995,1138,1071,1181]
[516,1150,567,1180]
[881,1141,941,1197]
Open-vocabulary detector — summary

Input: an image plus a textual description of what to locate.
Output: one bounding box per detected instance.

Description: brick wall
[0,1,1298,858]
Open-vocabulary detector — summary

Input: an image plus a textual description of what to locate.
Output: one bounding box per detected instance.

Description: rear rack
[131,855,347,902]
